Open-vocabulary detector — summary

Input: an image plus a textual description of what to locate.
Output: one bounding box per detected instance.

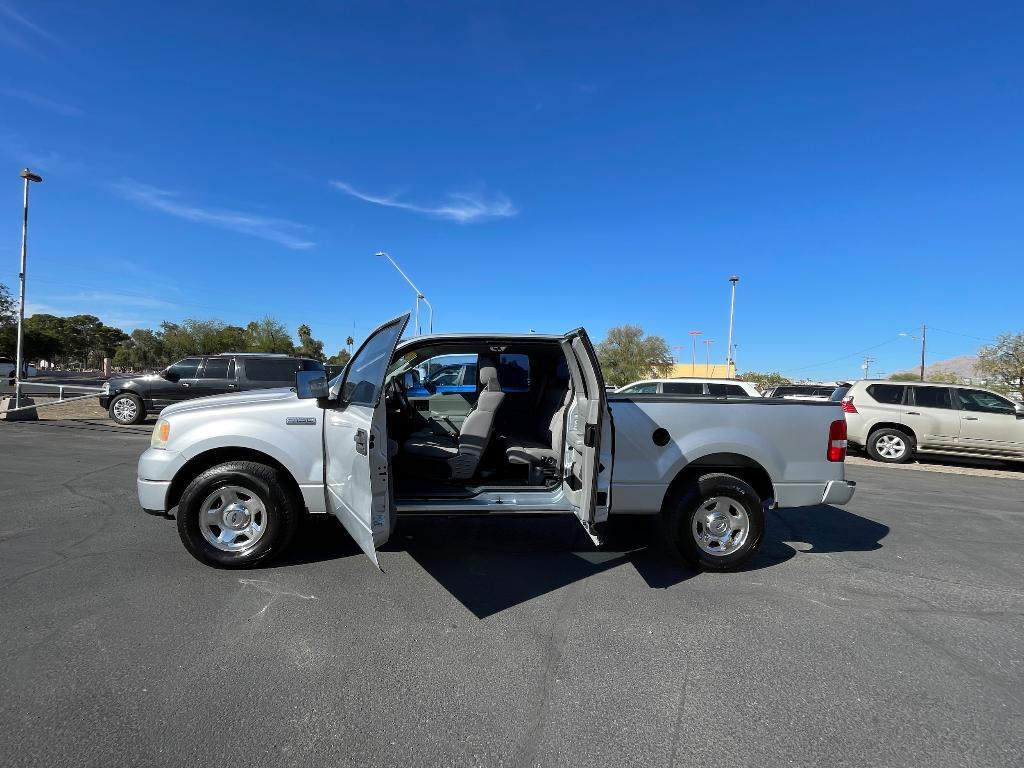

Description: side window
[664,382,704,395]
[498,353,530,393]
[957,389,1015,415]
[708,383,748,397]
[199,357,232,379]
[912,386,952,409]
[866,384,905,405]
[418,354,478,392]
[168,357,201,379]
[620,382,658,394]
[244,358,302,382]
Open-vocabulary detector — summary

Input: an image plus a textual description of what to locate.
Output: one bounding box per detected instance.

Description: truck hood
[160,387,296,417]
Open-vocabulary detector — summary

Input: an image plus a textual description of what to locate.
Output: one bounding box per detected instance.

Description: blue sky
[1,1,1021,380]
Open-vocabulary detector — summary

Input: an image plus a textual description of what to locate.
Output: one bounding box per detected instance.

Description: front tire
[176,461,300,568]
[866,427,914,464]
[108,392,146,425]
[663,473,765,571]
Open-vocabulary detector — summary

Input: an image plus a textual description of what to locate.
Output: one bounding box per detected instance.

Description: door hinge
[354,429,368,455]
[584,423,597,447]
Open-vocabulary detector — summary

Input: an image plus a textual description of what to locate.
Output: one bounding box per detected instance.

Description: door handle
[354,429,368,455]
[963,416,979,421]
[227,383,237,389]
[181,383,190,388]
[906,411,920,416]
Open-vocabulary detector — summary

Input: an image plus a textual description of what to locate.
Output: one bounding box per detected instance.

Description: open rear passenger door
[560,328,613,540]
[324,313,410,568]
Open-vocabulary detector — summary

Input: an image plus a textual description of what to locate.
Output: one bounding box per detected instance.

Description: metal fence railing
[2,380,105,415]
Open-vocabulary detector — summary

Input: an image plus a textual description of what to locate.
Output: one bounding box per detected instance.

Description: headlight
[151,419,171,449]
[102,381,110,393]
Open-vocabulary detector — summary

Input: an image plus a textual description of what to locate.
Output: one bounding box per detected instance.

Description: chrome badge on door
[285,417,318,426]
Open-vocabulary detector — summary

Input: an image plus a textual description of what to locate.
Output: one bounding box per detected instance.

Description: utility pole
[919,324,927,381]
[15,169,43,408]
[688,330,702,375]
[726,275,738,376]
[862,357,875,379]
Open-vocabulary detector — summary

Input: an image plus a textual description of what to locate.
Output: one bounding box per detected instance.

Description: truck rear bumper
[774,479,857,508]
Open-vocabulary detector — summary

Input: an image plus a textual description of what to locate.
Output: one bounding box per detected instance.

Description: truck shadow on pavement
[277,505,889,619]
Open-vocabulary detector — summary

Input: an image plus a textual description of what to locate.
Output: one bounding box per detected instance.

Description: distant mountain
[895,354,980,380]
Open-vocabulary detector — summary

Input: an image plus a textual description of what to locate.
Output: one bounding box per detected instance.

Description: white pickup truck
[137,314,855,571]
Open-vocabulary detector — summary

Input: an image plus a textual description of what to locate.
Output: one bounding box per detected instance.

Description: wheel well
[166,447,305,512]
[867,422,916,442]
[661,453,775,512]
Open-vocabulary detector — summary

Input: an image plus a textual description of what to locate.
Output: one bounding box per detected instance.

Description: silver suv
[840,380,1024,464]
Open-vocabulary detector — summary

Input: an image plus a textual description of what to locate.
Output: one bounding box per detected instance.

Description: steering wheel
[391,373,413,414]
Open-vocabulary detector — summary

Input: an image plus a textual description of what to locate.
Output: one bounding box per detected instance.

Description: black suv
[100,354,326,425]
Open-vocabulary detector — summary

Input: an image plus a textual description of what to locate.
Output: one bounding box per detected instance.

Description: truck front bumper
[137,447,185,513]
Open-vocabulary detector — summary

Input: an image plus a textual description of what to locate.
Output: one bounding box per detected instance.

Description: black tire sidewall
[866,428,914,464]
[108,392,145,425]
[176,462,297,569]
[667,473,765,571]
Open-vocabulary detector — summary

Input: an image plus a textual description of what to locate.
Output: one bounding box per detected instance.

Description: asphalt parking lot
[1,419,1021,768]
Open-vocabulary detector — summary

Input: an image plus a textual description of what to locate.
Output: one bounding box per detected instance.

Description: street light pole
[15,168,42,408]
[705,338,715,376]
[375,251,433,334]
[688,330,702,375]
[919,324,927,381]
[726,275,739,376]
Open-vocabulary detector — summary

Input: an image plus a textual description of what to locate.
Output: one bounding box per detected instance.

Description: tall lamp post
[704,338,715,376]
[688,330,703,375]
[15,168,42,408]
[375,251,433,335]
[726,275,739,376]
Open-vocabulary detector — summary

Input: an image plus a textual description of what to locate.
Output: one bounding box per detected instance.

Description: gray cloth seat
[402,358,505,479]
[505,389,571,466]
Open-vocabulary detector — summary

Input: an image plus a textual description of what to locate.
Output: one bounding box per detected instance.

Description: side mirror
[295,370,330,400]
[401,370,421,390]
[162,368,180,383]
[1015,403,1024,418]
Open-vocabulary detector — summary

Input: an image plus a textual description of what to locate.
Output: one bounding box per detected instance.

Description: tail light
[828,419,847,462]
[841,396,857,414]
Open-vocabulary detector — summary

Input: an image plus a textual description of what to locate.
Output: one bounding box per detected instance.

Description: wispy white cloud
[0,3,57,50]
[1,87,81,116]
[330,180,517,224]
[48,291,179,309]
[113,180,316,250]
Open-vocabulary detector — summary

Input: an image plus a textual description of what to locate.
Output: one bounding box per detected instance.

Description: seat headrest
[478,356,501,392]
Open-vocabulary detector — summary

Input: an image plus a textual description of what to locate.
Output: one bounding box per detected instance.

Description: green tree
[595,325,673,387]
[0,281,14,326]
[246,316,294,353]
[888,371,920,381]
[977,332,1024,400]
[740,371,792,391]
[296,324,326,361]
[327,348,351,367]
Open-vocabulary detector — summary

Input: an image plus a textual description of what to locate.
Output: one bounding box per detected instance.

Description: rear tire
[176,461,300,569]
[866,428,914,464]
[662,473,765,571]
[108,392,146,425]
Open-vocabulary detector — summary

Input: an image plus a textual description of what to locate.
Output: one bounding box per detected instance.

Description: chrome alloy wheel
[112,397,138,422]
[198,485,267,553]
[875,434,907,459]
[691,495,750,556]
